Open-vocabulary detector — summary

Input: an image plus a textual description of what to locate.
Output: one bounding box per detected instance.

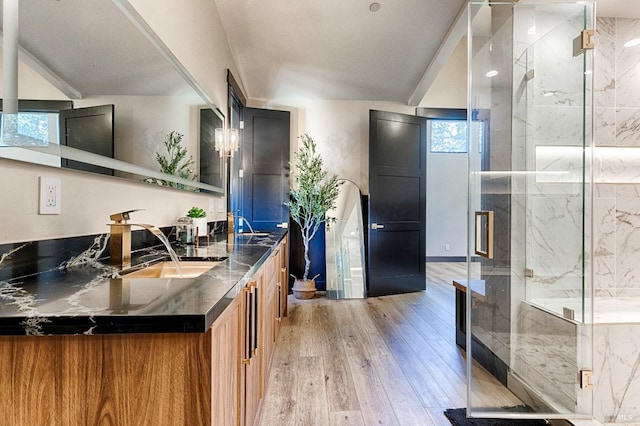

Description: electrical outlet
[445,244,451,251]
[46,184,56,206]
[39,177,61,214]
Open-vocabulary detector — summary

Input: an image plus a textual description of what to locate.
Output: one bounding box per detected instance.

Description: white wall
[0,0,238,244]
[426,152,468,257]
[422,37,468,258]
[0,157,222,243]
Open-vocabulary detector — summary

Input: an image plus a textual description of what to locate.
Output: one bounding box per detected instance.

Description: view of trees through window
[429,119,484,153]
[429,119,468,153]
[1,112,54,144]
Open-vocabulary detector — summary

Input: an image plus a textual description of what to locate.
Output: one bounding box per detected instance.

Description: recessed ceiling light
[370,2,381,12]
[485,70,499,78]
[624,38,640,48]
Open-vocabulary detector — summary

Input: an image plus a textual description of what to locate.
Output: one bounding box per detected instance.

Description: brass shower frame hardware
[573,29,595,56]
[474,211,494,259]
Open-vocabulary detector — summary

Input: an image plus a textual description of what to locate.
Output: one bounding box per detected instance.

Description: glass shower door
[467,1,593,419]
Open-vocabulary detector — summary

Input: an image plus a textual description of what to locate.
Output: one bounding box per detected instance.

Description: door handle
[371,223,385,230]
[474,211,494,259]
[276,222,288,229]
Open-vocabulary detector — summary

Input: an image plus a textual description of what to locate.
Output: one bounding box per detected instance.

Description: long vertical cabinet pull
[251,281,259,357]
[272,248,282,321]
[279,267,287,320]
[280,238,288,318]
[241,283,252,365]
[276,282,282,322]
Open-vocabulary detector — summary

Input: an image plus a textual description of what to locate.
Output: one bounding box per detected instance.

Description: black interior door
[240,108,290,231]
[198,108,223,189]
[368,110,426,296]
[59,105,114,176]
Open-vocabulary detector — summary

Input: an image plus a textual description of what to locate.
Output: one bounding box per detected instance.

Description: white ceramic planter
[192,218,208,238]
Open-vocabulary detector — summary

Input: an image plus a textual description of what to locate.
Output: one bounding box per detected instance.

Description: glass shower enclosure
[467,1,594,419]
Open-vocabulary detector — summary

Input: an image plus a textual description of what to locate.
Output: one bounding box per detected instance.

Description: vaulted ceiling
[8,0,638,106]
[215,0,640,105]
[214,0,467,104]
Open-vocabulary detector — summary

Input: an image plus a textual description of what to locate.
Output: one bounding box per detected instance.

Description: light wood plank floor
[258,262,520,425]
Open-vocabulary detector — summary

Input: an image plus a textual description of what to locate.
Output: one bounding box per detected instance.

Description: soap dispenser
[176,216,195,244]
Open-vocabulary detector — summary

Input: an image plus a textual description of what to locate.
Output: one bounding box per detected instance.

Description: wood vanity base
[0,331,218,426]
[0,236,287,426]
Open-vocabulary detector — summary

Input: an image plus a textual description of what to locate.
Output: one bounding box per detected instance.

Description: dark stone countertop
[0,231,287,336]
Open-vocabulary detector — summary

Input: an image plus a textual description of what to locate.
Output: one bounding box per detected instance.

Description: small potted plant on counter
[187,206,208,238]
[286,133,341,299]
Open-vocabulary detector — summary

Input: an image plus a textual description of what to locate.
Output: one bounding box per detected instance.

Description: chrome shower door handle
[474,211,494,259]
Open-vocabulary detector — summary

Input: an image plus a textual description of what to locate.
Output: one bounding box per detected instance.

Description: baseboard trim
[426,256,484,263]
[426,256,467,262]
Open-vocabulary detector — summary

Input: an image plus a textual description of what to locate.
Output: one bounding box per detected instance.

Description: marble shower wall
[594,17,640,297]
[594,322,640,424]
[509,8,590,414]
[513,9,589,304]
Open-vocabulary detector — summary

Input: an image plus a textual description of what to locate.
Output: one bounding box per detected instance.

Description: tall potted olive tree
[286,133,341,299]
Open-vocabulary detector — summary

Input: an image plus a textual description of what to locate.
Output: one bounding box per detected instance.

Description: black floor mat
[444,408,549,426]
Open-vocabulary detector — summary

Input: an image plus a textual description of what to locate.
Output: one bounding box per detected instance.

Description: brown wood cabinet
[0,235,289,426]
[1,332,214,425]
[211,293,242,426]
[241,237,287,425]
[241,271,263,426]
[263,245,278,381]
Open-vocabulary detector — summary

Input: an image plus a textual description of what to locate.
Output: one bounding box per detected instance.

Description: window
[0,100,70,146]
[18,113,51,142]
[429,118,485,153]
[429,119,468,153]
[0,112,59,146]
[8,112,54,142]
